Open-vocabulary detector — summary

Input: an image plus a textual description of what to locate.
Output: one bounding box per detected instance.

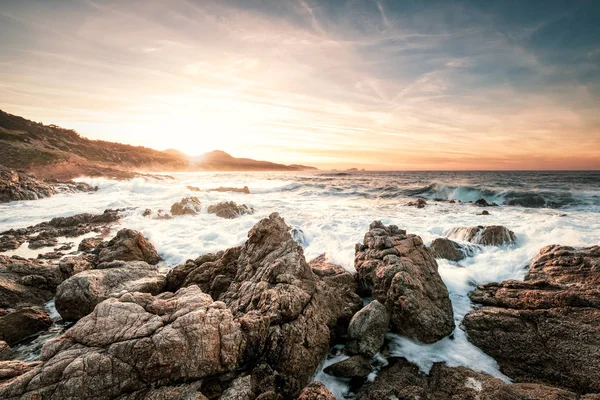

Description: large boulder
[97,229,160,265]
[429,237,479,262]
[207,201,254,219]
[447,225,516,246]
[55,260,166,321]
[463,245,600,393]
[167,213,361,397]
[0,307,52,345]
[0,256,57,309]
[356,357,586,400]
[346,300,389,357]
[355,221,454,343]
[170,196,202,216]
[0,286,244,399]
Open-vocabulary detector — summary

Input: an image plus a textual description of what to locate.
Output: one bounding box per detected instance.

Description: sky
[0,0,599,170]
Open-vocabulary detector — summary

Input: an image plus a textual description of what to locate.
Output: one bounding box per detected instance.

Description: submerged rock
[406,198,427,208]
[447,225,516,246]
[346,300,389,357]
[463,245,600,393]
[207,201,254,219]
[0,307,52,345]
[171,196,202,216]
[356,357,585,400]
[97,228,160,265]
[429,237,479,262]
[355,221,454,343]
[55,260,165,321]
[208,186,251,194]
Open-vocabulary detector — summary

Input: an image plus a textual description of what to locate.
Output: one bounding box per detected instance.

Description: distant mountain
[0,110,317,179]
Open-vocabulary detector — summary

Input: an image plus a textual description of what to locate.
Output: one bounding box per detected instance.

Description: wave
[403,182,596,208]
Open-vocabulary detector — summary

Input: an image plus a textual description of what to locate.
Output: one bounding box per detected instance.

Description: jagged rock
[429,238,479,262]
[0,307,52,345]
[463,245,600,393]
[447,225,516,246]
[356,357,583,400]
[0,286,244,399]
[220,375,254,400]
[78,236,104,252]
[208,186,251,194]
[0,360,40,383]
[0,341,12,361]
[0,166,57,203]
[346,300,389,357]
[171,197,202,216]
[324,355,372,378]
[355,221,454,343]
[97,229,160,265]
[55,260,166,321]
[207,201,254,219]
[298,382,335,400]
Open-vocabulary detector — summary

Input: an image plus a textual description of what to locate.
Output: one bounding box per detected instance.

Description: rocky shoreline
[0,205,598,399]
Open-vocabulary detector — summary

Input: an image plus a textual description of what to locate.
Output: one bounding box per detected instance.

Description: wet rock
[0,166,57,203]
[474,198,498,207]
[78,236,104,252]
[324,355,372,378]
[221,375,254,400]
[55,260,165,321]
[447,225,516,246]
[463,245,600,393]
[356,357,582,400]
[429,237,479,262]
[186,185,202,192]
[406,198,427,208]
[54,243,73,251]
[171,196,202,216]
[0,341,12,361]
[207,201,254,219]
[0,360,40,382]
[298,382,335,400]
[208,186,251,194]
[355,221,454,343]
[0,307,53,345]
[0,286,244,399]
[97,228,160,265]
[28,236,58,250]
[37,251,64,260]
[0,258,54,308]
[346,300,389,357]
[142,208,152,217]
[0,235,27,252]
[480,210,490,215]
[141,209,172,220]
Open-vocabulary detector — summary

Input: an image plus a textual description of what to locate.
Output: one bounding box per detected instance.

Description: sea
[1,170,599,398]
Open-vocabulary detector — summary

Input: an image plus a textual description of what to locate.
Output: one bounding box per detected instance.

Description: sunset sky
[0,0,599,170]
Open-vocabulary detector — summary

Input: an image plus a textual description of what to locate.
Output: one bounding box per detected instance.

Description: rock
[142,208,152,217]
[0,166,57,203]
[356,357,583,400]
[78,237,105,252]
[171,196,202,216]
[480,210,490,215]
[58,255,93,279]
[429,237,479,262]
[207,201,254,219]
[37,251,64,260]
[0,286,244,399]
[0,235,26,252]
[97,228,160,265]
[447,225,516,246]
[208,186,251,194]
[28,236,58,250]
[0,341,12,361]
[298,382,335,400]
[463,245,600,393]
[346,300,389,357]
[0,307,53,345]
[0,256,62,309]
[355,221,454,343]
[141,209,172,220]
[55,260,166,321]
[186,185,202,192]
[220,375,254,400]
[324,355,372,378]
[406,198,427,208]
[474,198,498,207]
[0,360,40,383]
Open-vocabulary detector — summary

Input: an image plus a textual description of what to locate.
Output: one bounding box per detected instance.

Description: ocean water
[1,170,599,397]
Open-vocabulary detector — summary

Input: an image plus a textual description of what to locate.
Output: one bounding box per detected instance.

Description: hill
[0,110,316,179]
